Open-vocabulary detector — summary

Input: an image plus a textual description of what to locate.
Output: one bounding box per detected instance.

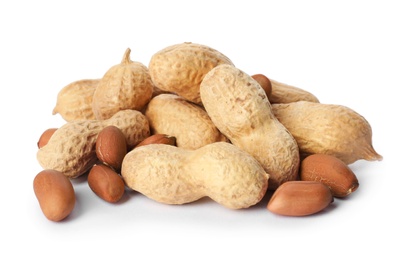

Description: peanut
[271,101,383,164]
[37,109,150,178]
[88,164,125,203]
[300,154,359,197]
[134,133,176,148]
[251,74,272,99]
[121,142,269,209]
[33,169,76,222]
[96,125,127,171]
[268,79,319,104]
[267,181,333,216]
[37,128,57,148]
[53,79,99,121]
[92,48,154,120]
[200,64,300,189]
[148,42,234,104]
[145,93,228,150]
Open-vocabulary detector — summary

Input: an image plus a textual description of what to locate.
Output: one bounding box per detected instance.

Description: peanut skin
[267,181,333,216]
[300,154,359,197]
[96,125,127,171]
[33,169,76,222]
[37,110,150,178]
[121,142,269,209]
[88,164,125,203]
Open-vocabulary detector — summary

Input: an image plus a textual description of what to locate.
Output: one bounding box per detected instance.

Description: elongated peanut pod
[37,110,150,178]
[122,142,269,209]
[200,64,300,189]
[271,101,382,164]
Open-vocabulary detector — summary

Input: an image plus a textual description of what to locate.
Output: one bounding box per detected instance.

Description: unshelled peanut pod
[148,42,234,104]
[272,101,382,164]
[37,110,150,178]
[53,79,99,121]
[92,48,154,120]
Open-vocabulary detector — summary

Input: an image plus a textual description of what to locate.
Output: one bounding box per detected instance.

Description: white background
[1,0,412,259]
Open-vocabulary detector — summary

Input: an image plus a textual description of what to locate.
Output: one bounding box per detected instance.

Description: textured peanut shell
[268,79,319,104]
[122,142,269,209]
[200,64,300,189]
[145,94,228,150]
[92,48,154,120]
[53,79,99,121]
[271,101,382,164]
[37,110,150,178]
[148,42,234,104]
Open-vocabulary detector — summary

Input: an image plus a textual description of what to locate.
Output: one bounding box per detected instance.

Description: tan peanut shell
[92,48,154,120]
[145,93,228,150]
[200,64,300,189]
[271,101,382,164]
[37,110,150,178]
[268,79,319,104]
[53,79,99,121]
[121,142,269,209]
[148,42,234,104]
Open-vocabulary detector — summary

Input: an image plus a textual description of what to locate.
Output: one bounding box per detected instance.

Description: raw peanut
[300,154,359,197]
[37,128,57,148]
[37,110,150,178]
[268,79,319,104]
[267,181,333,216]
[88,164,125,203]
[200,64,300,189]
[92,48,154,120]
[145,94,228,150]
[96,126,127,171]
[271,101,383,164]
[135,133,176,148]
[33,169,76,222]
[148,42,234,104]
[53,79,99,121]
[251,74,272,99]
[121,142,269,209]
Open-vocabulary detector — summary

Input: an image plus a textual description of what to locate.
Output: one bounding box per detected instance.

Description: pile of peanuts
[34,42,383,222]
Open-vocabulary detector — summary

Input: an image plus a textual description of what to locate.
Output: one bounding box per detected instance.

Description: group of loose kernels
[34,42,383,222]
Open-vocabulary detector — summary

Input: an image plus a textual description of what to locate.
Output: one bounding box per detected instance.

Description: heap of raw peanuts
[34,42,383,222]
